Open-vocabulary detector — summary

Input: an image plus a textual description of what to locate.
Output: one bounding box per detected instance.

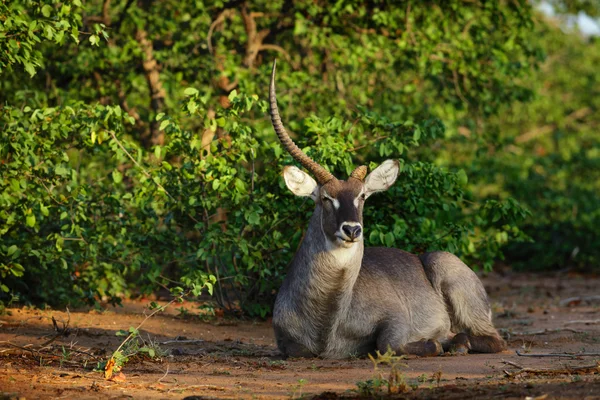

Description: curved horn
[349,165,367,181]
[269,60,335,185]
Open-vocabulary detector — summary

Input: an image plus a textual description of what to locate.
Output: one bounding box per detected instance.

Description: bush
[2,0,596,313]
[0,91,529,313]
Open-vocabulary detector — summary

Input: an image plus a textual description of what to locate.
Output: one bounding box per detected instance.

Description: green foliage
[452,18,600,270]
[0,0,101,76]
[0,0,596,312]
[0,103,134,304]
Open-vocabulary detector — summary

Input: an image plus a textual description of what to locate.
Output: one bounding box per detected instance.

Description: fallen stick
[516,350,600,358]
[503,327,585,336]
[564,319,600,326]
[560,296,600,307]
[160,339,205,345]
[501,359,600,378]
[167,384,227,393]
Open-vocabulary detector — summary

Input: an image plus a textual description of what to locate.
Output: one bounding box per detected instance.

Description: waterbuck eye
[360,193,366,200]
[321,196,332,203]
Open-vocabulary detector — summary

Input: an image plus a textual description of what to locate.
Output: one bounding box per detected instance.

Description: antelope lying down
[268,61,506,359]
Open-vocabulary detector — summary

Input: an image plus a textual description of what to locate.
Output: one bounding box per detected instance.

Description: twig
[501,359,524,369]
[564,319,600,326]
[559,295,600,307]
[501,359,600,378]
[0,342,38,356]
[503,327,585,336]
[108,131,201,225]
[108,131,173,200]
[110,292,190,358]
[160,339,205,345]
[167,384,226,393]
[452,69,469,104]
[65,348,103,361]
[516,350,600,358]
[41,308,71,347]
[0,341,100,362]
[157,365,170,383]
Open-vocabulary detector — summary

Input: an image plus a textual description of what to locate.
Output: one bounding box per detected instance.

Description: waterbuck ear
[364,160,399,198]
[283,166,318,200]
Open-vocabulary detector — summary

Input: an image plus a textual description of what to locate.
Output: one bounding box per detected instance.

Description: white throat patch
[325,237,361,267]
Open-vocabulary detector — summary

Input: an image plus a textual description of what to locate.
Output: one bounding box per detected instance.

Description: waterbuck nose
[342,224,362,240]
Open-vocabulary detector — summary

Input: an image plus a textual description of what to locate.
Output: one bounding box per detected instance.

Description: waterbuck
[268,61,506,359]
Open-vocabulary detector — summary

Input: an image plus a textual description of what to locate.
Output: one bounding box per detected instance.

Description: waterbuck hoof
[423,339,444,357]
[449,333,471,355]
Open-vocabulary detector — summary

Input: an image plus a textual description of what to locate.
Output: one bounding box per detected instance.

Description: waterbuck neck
[284,205,364,350]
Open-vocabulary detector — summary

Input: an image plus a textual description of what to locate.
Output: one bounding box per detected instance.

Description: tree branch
[515,107,592,144]
[102,0,111,26]
[135,27,166,147]
[207,9,236,56]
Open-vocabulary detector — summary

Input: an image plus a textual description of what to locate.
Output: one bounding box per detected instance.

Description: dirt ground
[1,271,599,399]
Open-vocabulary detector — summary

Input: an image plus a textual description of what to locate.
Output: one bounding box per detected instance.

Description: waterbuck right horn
[349,165,368,181]
[269,60,335,185]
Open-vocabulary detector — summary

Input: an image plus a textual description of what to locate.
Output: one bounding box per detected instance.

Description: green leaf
[41,4,53,17]
[413,126,421,141]
[184,87,199,96]
[234,178,246,192]
[24,62,36,77]
[112,170,123,184]
[55,165,69,177]
[247,211,260,225]
[205,282,214,296]
[26,214,36,227]
[384,232,395,247]
[456,169,468,186]
[7,245,18,257]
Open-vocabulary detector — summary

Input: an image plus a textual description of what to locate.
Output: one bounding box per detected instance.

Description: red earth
[1,270,599,399]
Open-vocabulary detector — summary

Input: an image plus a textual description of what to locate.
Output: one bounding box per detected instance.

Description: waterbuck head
[269,61,400,249]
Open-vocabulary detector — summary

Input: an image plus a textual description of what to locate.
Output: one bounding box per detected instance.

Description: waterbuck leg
[420,252,506,354]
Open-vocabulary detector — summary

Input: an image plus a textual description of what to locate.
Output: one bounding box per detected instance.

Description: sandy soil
[1,271,599,399]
